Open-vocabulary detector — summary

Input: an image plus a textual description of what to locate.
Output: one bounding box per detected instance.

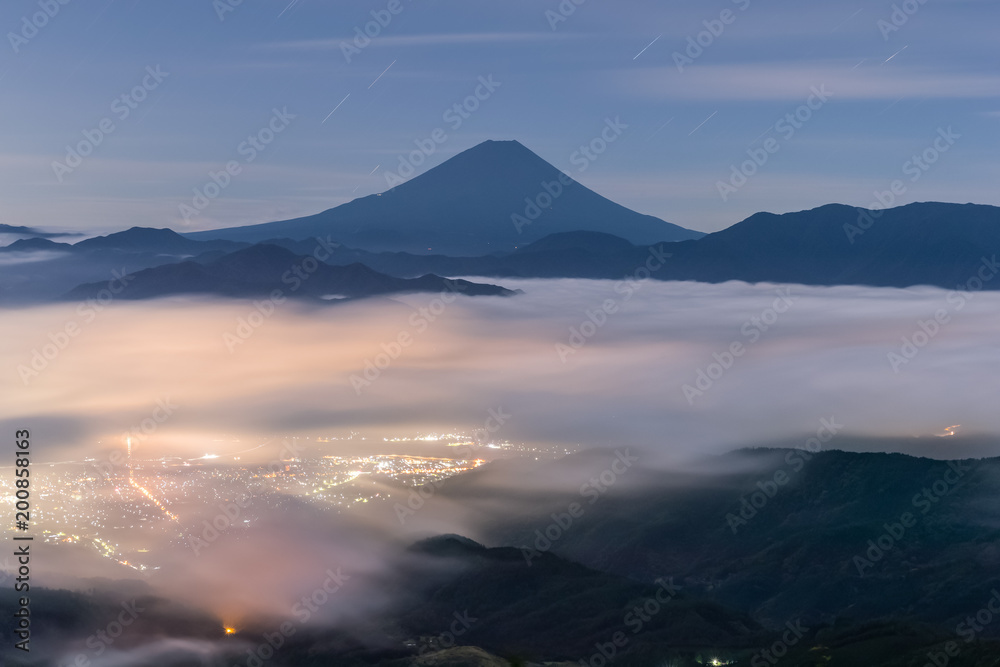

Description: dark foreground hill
[431,446,1000,650]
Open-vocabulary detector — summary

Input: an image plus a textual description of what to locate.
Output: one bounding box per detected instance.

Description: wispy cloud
[618,61,1000,101]
[265,32,580,51]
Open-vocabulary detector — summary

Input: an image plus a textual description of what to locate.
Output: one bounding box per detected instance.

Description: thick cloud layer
[3,279,999,462]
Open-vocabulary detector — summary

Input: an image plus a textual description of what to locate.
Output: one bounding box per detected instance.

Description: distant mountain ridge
[0,227,251,302]
[250,201,1000,290]
[0,237,72,252]
[657,201,1000,289]
[63,243,517,302]
[8,201,1000,303]
[185,140,704,254]
[74,226,244,255]
[0,223,76,240]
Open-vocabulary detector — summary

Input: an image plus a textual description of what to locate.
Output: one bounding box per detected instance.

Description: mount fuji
[185,140,703,255]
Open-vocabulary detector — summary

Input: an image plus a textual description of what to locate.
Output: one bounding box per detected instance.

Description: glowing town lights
[0,432,566,585]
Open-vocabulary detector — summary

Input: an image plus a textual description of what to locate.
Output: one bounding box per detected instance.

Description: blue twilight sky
[0,0,997,236]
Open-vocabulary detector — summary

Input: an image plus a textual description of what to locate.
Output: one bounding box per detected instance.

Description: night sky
[1,0,997,235]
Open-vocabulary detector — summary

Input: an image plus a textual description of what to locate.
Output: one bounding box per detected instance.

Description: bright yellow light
[224,627,237,635]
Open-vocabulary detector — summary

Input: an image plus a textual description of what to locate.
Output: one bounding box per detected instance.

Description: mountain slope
[437,446,1000,636]
[185,140,703,254]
